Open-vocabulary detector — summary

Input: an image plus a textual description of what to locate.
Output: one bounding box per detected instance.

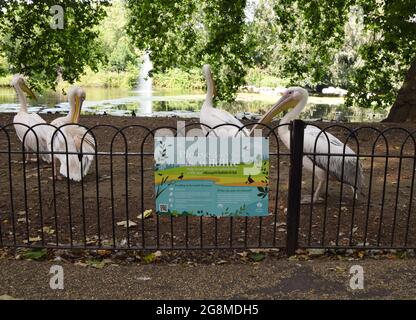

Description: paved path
[1,258,415,299]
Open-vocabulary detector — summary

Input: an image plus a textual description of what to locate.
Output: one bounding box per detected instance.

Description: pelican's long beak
[257,94,298,125]
[72,95,82,123]
[20,82,37,100]
[249,93,299,135]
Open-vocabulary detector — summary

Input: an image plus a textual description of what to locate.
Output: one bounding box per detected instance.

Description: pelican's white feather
[303,126,363,190]
[50,125,95,181]
[257,86,364,202]
[201,107,249,137]
[48,86,95,181]
[11,74,51,163]
[200,65,248,137]
[14,113,52,163]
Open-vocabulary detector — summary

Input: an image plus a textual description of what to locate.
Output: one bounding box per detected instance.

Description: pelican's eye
[287,90,293,95]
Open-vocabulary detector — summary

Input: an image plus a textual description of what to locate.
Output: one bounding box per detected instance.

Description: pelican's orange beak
[256,93,298,125]
[20,81,37,101]
[72,95,82,123]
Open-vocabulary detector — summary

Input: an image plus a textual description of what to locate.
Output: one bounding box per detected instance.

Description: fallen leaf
[22,249,47,261]
[296,254,310,261]
[23,236,42,243]
[138,209,153,220]
[85,237,98,245]
[142,253,156,264]
[74,262,88,267]
[137,277,151,281]
[0,295,20,300]
[249,252,265,262]
[116,220,137,228]
[85,259,106,269]
[97,249,112,257]
[335,266,346,272]
[307,248,326,257]
[248,248,272,253]
[98,175,111,181]
[42,226,55,235]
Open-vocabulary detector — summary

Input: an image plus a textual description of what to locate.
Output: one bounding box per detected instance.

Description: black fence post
[286,119,305,256]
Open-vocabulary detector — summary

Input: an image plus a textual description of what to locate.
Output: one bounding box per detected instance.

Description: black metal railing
[0,120,415,255]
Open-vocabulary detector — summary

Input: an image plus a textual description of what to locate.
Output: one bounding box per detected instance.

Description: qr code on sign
[159,204,168,212]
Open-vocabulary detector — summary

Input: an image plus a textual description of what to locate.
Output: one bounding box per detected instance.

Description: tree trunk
[384,59,416,122]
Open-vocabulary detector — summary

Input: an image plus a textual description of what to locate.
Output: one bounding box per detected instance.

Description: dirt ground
[0,113,416,251]
[1,252,416,300]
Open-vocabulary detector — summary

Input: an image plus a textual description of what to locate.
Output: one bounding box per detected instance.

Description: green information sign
[155,137,269,217]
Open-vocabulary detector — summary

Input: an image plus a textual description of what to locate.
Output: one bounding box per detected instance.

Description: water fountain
[136,51,153,115]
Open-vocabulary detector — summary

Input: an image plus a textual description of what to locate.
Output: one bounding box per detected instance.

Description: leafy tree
[125,0,254,101]
[0,53,6,77]
[99,0,137,72]
[0,0,110,90]
[107,36,137,72]
[273,0,416,121]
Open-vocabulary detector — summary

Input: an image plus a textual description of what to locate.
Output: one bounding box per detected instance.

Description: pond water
[0,86,387,122]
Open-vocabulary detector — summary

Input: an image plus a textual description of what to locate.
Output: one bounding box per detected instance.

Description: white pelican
[48,86,95,181]
[12,74,51,163]
[200,64,249,137]
[252,87,364,203]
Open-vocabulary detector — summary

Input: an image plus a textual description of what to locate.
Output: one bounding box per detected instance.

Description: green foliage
[246,0,279,68]
[0,54,7,77]
[0,74,12,86]
[249,252,266,262]
[126,0,201,71]
[273,0,416,109]
[153,68,204,89]
[99,1,138,73]
[273,0,351,86]
[77,66,138,88]
[202,0,255,101]
[2,0,413,110]
[22,249,47,261]
[0,0,110,90]
[107,36,137,72]
[125,0,254,101]
[0,30,8,78]
[142,252,157,264]
[246,67,288,87]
